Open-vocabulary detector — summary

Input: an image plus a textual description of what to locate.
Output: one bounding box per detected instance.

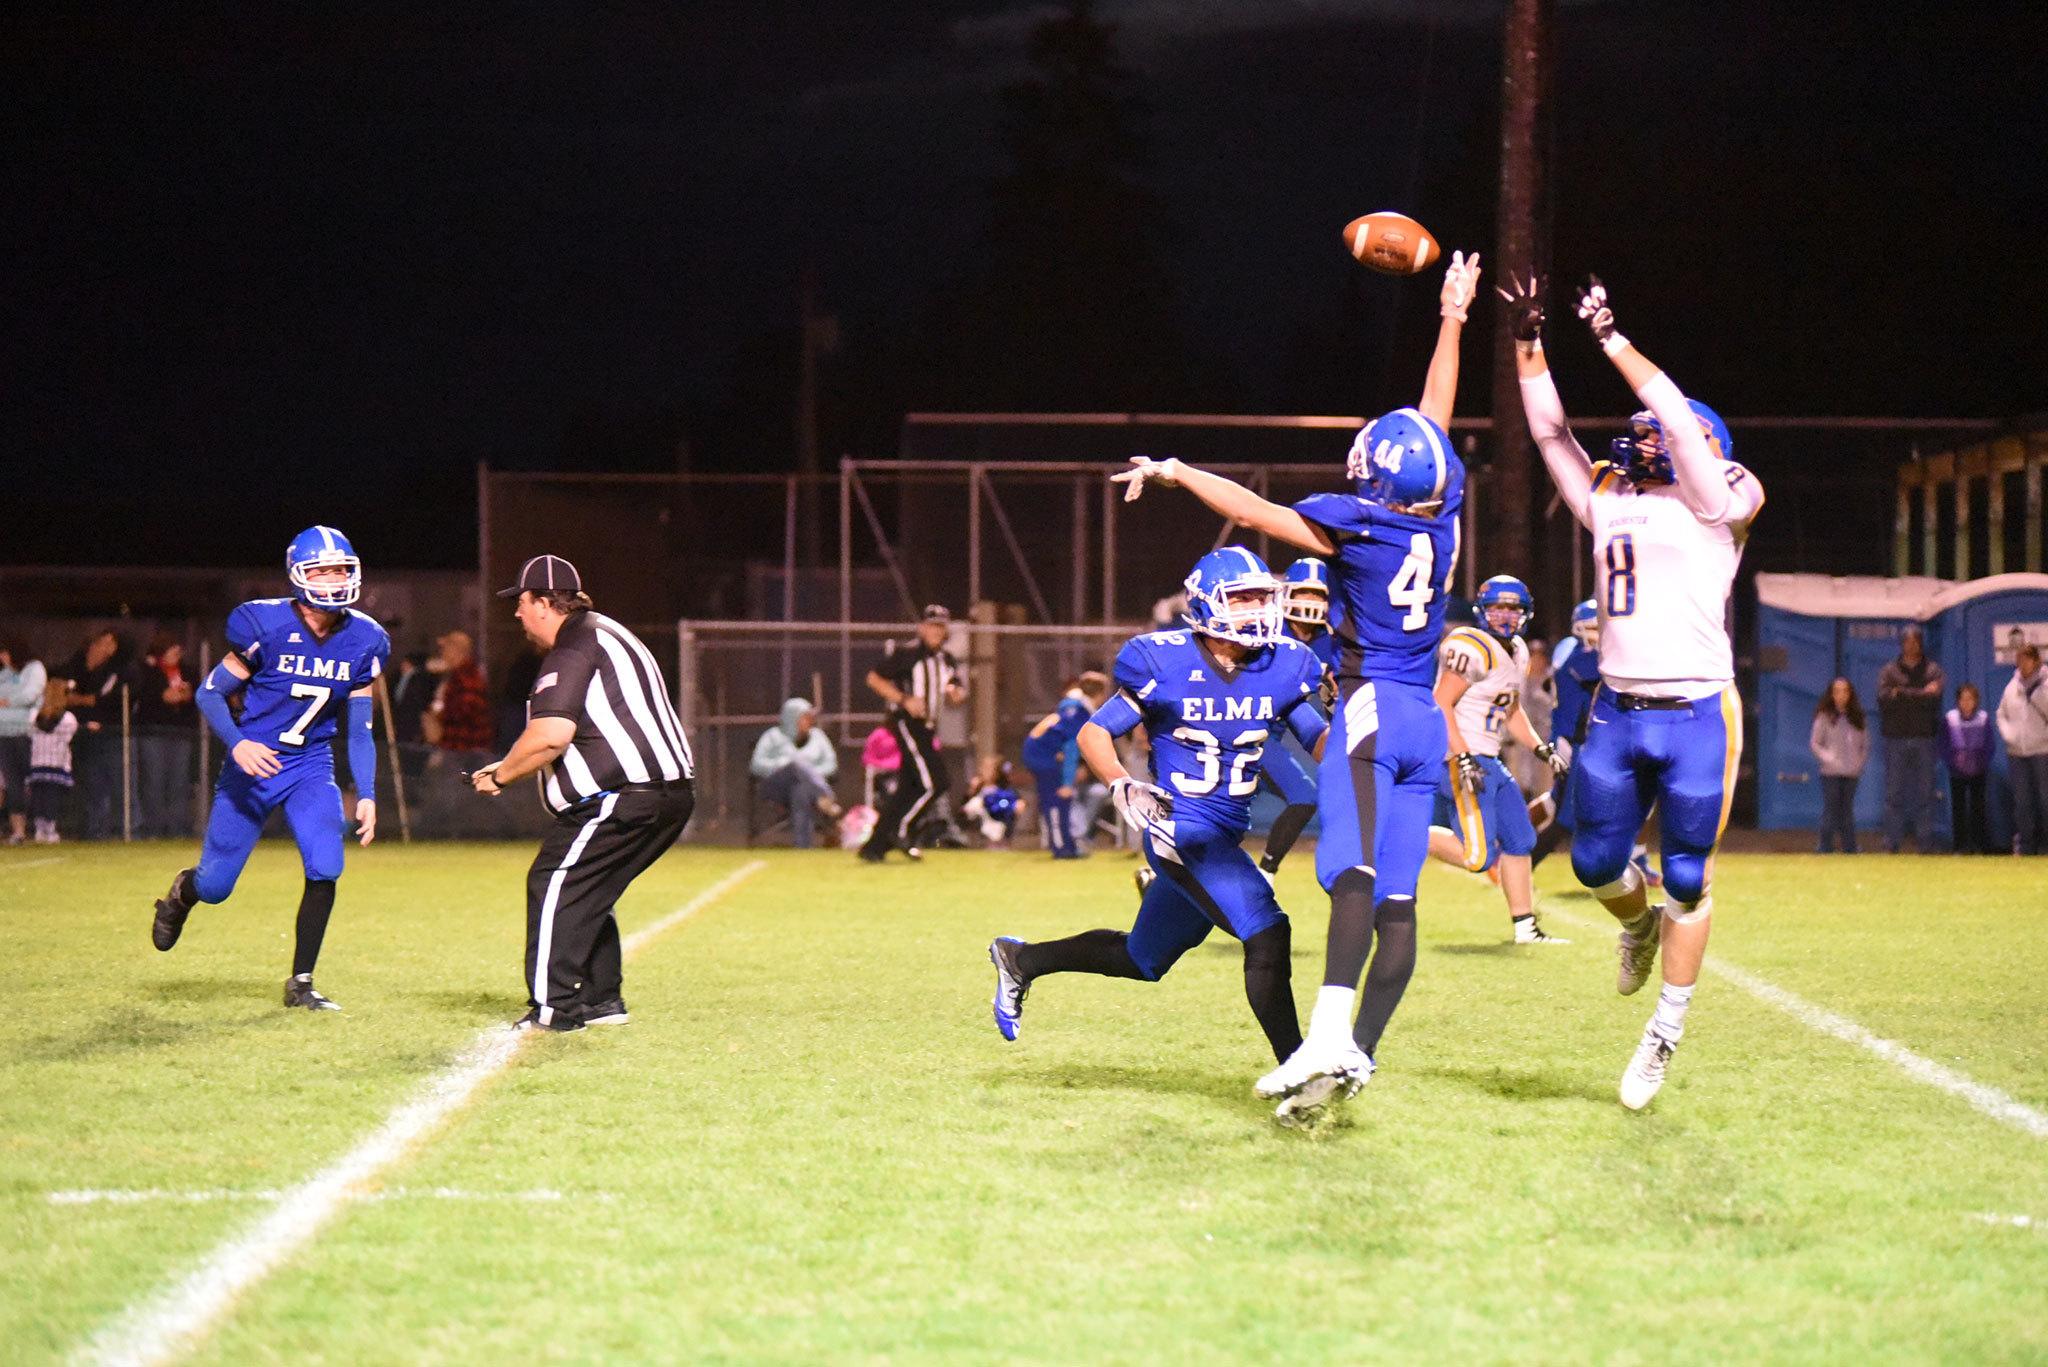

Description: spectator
[750,697,842,849]
[388,651,434,779]
[0,638,47,845]
[963,756,1021,848]
[1876,626,1945,852]
[1997,644,2048,855]
[1939,682,1994,854]
[60,629,127,839]
[1809,676,1869,854]
[28,677,78,844]
[427,630,493,754]
[1021,671,1111,858]
[131,634,198,838]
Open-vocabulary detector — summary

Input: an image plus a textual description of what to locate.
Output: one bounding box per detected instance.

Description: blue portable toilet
[1756,573,2048,846]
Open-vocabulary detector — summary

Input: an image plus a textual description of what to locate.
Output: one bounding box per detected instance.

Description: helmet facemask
[1187,575,1282,647]
[1283,583,1328,628]
[1482,601,1527,639]
[291,554,362,609]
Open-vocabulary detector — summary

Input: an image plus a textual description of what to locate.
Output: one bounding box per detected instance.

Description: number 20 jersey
[1585,460,1763,695]
[1292,489,1463,689]
[219,597,391,763]
[1095,631,1328,832]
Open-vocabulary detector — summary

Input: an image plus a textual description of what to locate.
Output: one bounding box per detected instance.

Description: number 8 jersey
[1585,460,1763,696]
[220,597,391,762]
[1093,630,1328,832]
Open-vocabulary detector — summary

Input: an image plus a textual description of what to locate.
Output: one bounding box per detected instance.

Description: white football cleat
[1619,1029,1676,1110]
[1255,1038,1370,1100]
[1274,1053,1374,1126]
[1515,919,1569,945]
[1616,908,1662,995]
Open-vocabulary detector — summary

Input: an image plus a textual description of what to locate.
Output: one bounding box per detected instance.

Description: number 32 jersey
[1092,630,1328,833]
[1585,461,1763,696]
[219,598,391,762]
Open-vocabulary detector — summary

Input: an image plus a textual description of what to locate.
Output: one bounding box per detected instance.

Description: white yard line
[2,855,66,872]
[1547,906,2048,1141]
[72,857,767,1367]
[49,1188,612,1206]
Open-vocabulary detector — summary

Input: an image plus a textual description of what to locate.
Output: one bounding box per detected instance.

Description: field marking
[2,856,66,872]
[1970,1212,2039,1230]
[72,857,767,1367]
[49,1187,614,1207]
[1546,907,2048,1141]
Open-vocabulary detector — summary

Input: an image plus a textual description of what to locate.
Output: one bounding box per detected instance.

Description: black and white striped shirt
[527,611,694,815]
[872,639,962,726]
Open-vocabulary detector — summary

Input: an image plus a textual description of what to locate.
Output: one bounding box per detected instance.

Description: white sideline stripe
[3,856,66,872]
[73,858,767,1367]
[1547,907,2048,1141]
[49,1187,613,1206]
[1970,1212,2038,1230]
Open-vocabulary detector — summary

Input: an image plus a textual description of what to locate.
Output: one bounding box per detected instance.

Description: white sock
[1651,983,1694,1045]
[1308,985,1357,1047]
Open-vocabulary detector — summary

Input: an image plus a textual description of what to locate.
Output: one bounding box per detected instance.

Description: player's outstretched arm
[1112,460,1335,555]
[1417,251,1481,430]
[1500,274,1595,527]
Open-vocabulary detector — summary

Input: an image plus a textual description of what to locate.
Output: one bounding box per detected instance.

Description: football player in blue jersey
[1425,575,1569,945]
[1020,672,1111,858]
[988,548,1328,1072]
[1254,558,1335,877]
[1114,249,1480,1117]
[1529,599,1602,868]
[149,526,391,1011]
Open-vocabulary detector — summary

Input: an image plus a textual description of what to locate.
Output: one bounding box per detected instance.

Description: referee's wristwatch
[479,766,505,793]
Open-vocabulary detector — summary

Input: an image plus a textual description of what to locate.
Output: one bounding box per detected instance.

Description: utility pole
[796,267,840,569]
[1491,0,1555,622]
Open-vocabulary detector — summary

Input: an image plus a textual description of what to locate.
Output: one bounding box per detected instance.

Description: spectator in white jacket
[1809,677,1870,854]
[0,638,48,845]
[1996,644,2048,855]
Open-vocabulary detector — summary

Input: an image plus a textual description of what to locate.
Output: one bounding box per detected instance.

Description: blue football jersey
[1304,627,1340,678]
[1091,629,1327,831]
[1292,490,1462,689]
[218,598,391,761]
[1551,639,1603,746]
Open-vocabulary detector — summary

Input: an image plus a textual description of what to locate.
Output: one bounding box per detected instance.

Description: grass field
[3,840,2045,1364]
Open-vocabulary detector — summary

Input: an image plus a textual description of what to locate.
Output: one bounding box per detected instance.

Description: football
[1342,211,1440,275]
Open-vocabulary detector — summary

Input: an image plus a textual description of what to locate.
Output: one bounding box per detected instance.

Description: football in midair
[1342,211,1440,275]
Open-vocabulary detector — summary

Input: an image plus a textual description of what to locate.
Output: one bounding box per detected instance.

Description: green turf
[2,842,2043,1364]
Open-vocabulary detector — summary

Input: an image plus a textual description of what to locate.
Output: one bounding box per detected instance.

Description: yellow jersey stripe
[1445,627,1499,671]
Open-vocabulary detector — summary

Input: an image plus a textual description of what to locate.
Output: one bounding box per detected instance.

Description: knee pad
[1664,896,1712,925]
[1588,862,1643,902]
[1573,839,1634,895]
[193,866,238,905]
[1660,851,1708,907]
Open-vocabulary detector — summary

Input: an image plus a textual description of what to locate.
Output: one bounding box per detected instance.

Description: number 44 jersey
[1093,630,1329,833]
[1291,490,1462,689]
[1584,459,1763,695]
[218,597,392,764]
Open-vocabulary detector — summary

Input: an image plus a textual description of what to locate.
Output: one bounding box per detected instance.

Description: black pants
[863,716,944,855]
[525,782,693,1025]
[1817,774,1859,853]
[1949,772,1988,853]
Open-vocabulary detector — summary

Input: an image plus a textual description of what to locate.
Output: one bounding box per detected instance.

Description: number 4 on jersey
[1387,532,1436,631]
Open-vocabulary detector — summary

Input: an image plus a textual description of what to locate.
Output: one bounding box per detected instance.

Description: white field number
[1169,726,1268,797]
[278,683,331,747]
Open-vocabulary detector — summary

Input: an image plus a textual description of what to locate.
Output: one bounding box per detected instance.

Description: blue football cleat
[989,936,1028,1041]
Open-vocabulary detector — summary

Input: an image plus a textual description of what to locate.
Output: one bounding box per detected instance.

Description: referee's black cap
[498,554,583,599]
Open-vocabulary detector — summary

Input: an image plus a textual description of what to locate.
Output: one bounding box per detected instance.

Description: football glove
[1533,740,1569,776]
[1111,456,1182,504]
[1439,250,1481,323]
[1453,752,1484,797]
[1575,274,1630,355]
[1496,273,1545,346]
[1110,776,1173,833]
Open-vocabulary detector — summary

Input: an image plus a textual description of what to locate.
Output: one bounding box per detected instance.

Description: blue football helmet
[1475,574,1533,641]
[1610,399,1733,486]
[1570,598,1599,648]
[1182,546,1282,646]
[1281,558,1330,628]
[1345,407,1459,512]
[286,525,362,609]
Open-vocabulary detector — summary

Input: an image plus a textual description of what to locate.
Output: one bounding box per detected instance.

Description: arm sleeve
[1632,370,1754,527]
[196,662,247,747]
[806,731,839,780]
[1091,640,1153,740]
[1518,369,1596,529]
[1086,696,1143,740]
[525,645,596,722]
[347,693,377,802]
[749,728,784,780]
[1284,697,1329,751]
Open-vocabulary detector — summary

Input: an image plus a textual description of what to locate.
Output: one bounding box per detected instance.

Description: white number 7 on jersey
[1387,532,1436,631]
[278,683,332,747]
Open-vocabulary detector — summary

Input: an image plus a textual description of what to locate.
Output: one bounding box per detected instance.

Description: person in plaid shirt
[430,630,494,753]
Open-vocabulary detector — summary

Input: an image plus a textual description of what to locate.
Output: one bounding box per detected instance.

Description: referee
[858,604,967,863]
[471,554,696,1031]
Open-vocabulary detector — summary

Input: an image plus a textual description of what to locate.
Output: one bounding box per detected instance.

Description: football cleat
[511,1007,584,1033]
[151,867,197,952]
[1514,919,1570,946]
[1620,1029,1676,1110]
[1275,1055,1374,1127]
[989,936,1028,1042]
[1616,908,1663,995]
[582,999,630,1026]
[283,974,341,1012]
[903,846,925,862]
[1255,1038,1370,1100]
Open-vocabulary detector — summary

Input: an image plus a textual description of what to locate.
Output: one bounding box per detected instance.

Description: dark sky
[6,1,2045,569]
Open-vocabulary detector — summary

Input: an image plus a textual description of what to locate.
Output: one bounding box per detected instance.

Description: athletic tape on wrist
[1600,332,1632,356]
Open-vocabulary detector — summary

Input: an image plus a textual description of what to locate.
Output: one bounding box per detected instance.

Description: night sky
[6,2,2045,570]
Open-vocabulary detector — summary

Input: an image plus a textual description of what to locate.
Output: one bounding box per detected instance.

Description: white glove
[1553,736,1574,768]
[1110,776,1173,833]
[1439,250,1481,323]
[1110,456,1182,504]
[1533,740,1569,776]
